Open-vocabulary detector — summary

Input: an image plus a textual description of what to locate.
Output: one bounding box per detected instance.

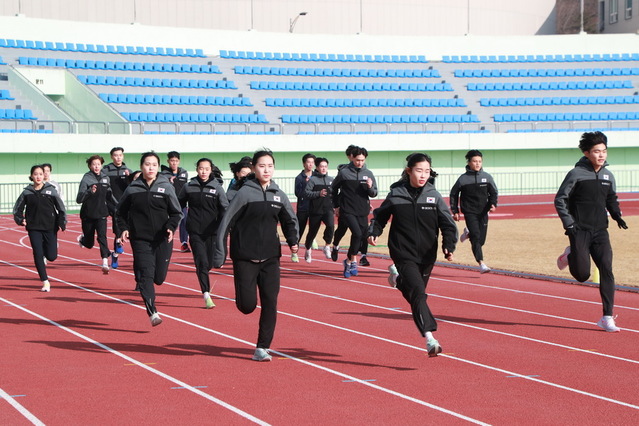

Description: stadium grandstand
[0,0,638,210]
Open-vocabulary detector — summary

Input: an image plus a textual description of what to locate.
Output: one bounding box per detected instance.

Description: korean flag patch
[603,174,610,180]
[481,178,487,183]
[209,189,217,194]
[426,197,436,204]
[45,190,52,195]
[157,187,165,193]
[273,196,281,202]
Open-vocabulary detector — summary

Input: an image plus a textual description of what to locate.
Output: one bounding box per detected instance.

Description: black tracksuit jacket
[331,163,377,216]
[449,166,498,215]
[76,171,117,219]
[103,162,132,201]
[304,171,334,215]
[555,156,622,231]
[178,177,229,235]
[369,182,457,263]
[116,175,183,242]
[161,166,189,197]
[14,182,67,232]
[214,178,298,267]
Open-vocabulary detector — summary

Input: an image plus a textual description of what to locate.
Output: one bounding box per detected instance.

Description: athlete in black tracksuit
[331,150,377,277]
[14,168,67,291]
[178,162,229,308]
[161,162,189,250]
[369,153,457,356]
[77,159,117,272]
[449,151,498,272]
[213,165,298,360]
[116,162,182,324]
[303,165,334,255]
[103,150,132,264]
[555,133,627,330]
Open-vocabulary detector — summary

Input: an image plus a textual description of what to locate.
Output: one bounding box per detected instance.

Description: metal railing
[2,170,637,214]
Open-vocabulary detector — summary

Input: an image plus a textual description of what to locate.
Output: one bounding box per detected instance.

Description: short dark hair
[351,146,368,158]
[140,151,160,167]
[41,163,52,171]
[579,131,607,152]
[302,153,316,163]
[110,147,124,155]
[229,156,252,174]
[315,157,329,166]
[345,144,358,157]
[465,149,482,161]
[167,151,180,159]
[86,155,105,166]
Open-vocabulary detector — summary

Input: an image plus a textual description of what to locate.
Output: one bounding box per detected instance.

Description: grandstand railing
[2,170,637,214]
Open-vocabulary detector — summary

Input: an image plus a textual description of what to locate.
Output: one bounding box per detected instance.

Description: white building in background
[0,0,559,37]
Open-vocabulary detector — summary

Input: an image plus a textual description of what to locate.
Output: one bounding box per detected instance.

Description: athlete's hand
[615,218,628,230]
[489,205,496,213]
[290,244,299,254]
[167,229,174,243]
[443,248,454,261]
[453,213,460,222]
[121,230,130,243]
[565,224,579,236]
[368,236,378,246]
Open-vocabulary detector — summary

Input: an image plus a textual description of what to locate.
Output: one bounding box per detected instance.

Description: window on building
[625,0,633,19]
[610,0,619,23]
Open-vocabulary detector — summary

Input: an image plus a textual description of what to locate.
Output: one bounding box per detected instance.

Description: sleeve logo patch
[426,197,436,203]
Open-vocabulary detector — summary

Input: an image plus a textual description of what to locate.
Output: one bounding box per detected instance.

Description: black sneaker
[331,246,339,262]
[359,255,370,266]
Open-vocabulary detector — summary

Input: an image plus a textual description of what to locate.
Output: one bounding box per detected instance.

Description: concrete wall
[0,0,557,37]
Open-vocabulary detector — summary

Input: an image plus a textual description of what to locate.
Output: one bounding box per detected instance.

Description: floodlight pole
[580,0,585,33]
[289,12,308,33]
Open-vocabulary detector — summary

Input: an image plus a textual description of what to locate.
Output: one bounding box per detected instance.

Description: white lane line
[3,233,639,413]
[0,292,270,426]
[0,387,45,426]
[0,258,489,426]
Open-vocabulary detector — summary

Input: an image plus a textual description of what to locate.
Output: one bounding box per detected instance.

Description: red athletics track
[1,204,638,425]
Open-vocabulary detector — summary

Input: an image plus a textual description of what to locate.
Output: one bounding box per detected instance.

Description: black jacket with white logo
[103,162,132,201]
[76,171,117,219]
[14,182,67,232]
[369,182,457,263]
[116,175,183,242]
[331,163,377,216]
[304,171,334,215]
[214,178,298,267]
[555,156,622,231]
[449,166,498,215]
[178,177,229,235]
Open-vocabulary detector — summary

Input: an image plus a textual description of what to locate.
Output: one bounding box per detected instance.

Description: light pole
[580,0,585,33]
[289,12,308,33]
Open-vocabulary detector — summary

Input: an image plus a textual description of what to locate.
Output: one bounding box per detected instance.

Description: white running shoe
[252,348,272,362]
[204,292,215,309]
[596,315,620,332]
[479,263,491,274]
[323,245,332,259]
[304,249,312,263]
[311,239,319,250]
[388,264,399,288]
[460,227,469,243]
[77,234,84,248]
[150,312,162,327]
[426,338,442,357]
[101,258,110,274]
[40,280,51,292]
[557,246,570,270]
[291,253,299,263]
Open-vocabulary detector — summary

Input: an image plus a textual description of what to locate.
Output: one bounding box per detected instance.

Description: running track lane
[1,215,638,424]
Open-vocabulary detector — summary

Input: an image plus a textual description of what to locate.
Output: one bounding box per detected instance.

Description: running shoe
[111,252,119,269]
[115,239,124,254]
[101,258,110,274]
[388,264,399,288]
[343,259,351,278]
[150,312,162,327]
[291,253,299,263]
[180,243,191,253]
[479,263,491,274]
[426,338,442,357]
[204,293,216,309]
[311,239,319,250]
[323,245,332,259]
[77,234,84,248]
[43,256,47,265]
[460,227,469,243]
[252,348,272,362]
[350,261,359,276]
[359,255,370,267]
[596,315,620,332]
[40,280,50,292]
[557,246,570,270]
[304,249,312,263]
[331,246,339,262]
